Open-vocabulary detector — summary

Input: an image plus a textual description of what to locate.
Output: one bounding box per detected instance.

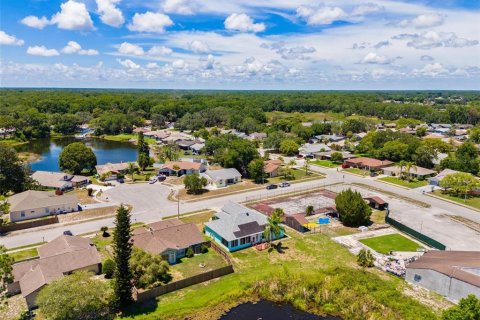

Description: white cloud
[162,0,197,15]
[261,42,315,60]
[118,42,145,56]
[351,3,384,17]
[188,40,210,53]
[397,13,444,29]
[421,55,434,61]
[224,13,265,33]
[20,16,50,29]
[374,40,390,49]
[296,5,346,25]
[96,0,124,27]
[172,59,187,69]
[413,62,448,76]
[147,45,172,56]
[50,0,94,31]
[62,41,99,55]
[27,45,60,57]
[394,31,478,49]
[0,31,24,46]
[117,58,140,69]
[360,52,395,64]
[128,12,173,33]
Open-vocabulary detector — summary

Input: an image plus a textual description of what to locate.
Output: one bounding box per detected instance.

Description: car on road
[157,174,166,182]
[279,182,290,188]
[117,178,124,183]
[149,176,158,184]
[266,184,278,190]
[63,230,73,236]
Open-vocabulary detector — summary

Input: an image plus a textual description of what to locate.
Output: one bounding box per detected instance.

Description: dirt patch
[448,215,480,233]
[3,294,28,320]
[73,189,99,204]
[402,284,452,311]
[58,206,118,223]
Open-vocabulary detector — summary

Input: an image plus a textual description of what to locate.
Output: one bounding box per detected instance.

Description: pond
[221,300,341,320]
[15,137,138,172]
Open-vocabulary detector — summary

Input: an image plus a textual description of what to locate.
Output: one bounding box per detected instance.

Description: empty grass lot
[379,176,428,189]
[360,234,423,254]
[170,250,228,281]
[343,167,370,176]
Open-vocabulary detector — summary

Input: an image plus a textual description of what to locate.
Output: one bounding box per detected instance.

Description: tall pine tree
[112,205,133,309]
[137,132,150,171]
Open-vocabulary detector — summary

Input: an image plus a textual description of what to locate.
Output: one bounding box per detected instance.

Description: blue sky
[1,0,479,89]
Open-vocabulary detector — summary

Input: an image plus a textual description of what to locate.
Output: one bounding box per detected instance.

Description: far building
[202,168,242,188]
[31,171,89,191]
[95,162,132,181]
[264,160,282,178]
[158,161,207,177]
[427,169,461,186]
[344,157,393,171]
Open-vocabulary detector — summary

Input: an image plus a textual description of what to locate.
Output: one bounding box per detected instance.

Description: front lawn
[122,232,441,320]
[359,233,423,254]
[170,250,228,281]
[379,176,428,189]
[311,159,339,168]
[8,248,38,262]
[343,167,370,176]
[432,190,480,210]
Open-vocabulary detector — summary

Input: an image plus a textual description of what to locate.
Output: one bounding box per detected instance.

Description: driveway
[102,183,173,216]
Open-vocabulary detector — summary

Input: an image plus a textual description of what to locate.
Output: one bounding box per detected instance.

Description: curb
[426,193,480,213]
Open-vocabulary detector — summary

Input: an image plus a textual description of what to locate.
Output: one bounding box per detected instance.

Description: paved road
[1,165,479,249]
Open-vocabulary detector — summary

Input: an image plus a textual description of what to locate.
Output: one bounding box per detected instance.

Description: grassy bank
[0,139,28,147]
[432,190,480,210]
[379,176,428,189]
[101,133,156,145]
[122,232,442,320]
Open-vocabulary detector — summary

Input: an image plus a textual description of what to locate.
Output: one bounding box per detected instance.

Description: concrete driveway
[102,183,173,216]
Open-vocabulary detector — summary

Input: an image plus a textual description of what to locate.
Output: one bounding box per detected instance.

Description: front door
[169,251,176,264]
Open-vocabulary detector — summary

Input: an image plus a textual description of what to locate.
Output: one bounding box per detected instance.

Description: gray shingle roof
[8,191,78,212]
[205,202,267,241]
[203,168,242,182]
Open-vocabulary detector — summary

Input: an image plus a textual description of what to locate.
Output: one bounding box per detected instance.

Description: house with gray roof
[202,168,242,188]
[204,202,284,252]
[8,190,79,222]
[8,235,101,309]
[299,143,331,158]
[31,171,89,191]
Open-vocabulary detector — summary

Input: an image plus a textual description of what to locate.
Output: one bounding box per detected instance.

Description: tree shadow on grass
[122,299,158,318]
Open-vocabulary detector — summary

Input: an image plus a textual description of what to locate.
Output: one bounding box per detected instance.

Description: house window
[414,274,422,282]
[221,238,228,247]
[240,237,250,245]
[20,212,25,217]
[232,240,238,247]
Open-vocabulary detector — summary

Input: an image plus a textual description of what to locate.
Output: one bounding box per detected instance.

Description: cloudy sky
[1,0,479,89]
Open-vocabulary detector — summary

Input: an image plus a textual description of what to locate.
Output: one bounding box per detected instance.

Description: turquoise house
[204,202,284,252]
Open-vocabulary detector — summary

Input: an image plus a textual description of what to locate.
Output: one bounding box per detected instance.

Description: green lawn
[122,232,440,320]
[379,176,428,189]
[102,133,156,145]
[343,167,370,176]
[359,234,423,254]
[0,139,28,147]
[311,160,339,168]
[267,168,322,184]
[8,248,38,262]
[170,250,228,281]
[432,190,480,210]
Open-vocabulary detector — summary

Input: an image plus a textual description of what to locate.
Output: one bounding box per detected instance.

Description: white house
[8,190,79,222]
[202,168,242,188]
[299,143,331,158]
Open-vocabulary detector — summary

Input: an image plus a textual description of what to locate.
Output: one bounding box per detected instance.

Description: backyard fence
[207,241,232,264]
[0,216,58,234]
[134,265,234,302]
[385,211,446,250]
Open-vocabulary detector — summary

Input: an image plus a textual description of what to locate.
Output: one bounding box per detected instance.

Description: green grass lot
[432,190,480,210]
[379,176,428,189]
[170,250,228,281]
[266,168,321,184]
[311,159,339,168]
[343,167,370,176]
[8,248,38,262]
[122,232,440,320]
[359,234,423,254]
[101,133,156,145]
[0,139,27,147]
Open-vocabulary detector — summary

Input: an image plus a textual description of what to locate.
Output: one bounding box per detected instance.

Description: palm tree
[263,208,285,248]
[127,162,136,182]
[404,161,417,182]
[397,160,407,179]
[304,157,310,176]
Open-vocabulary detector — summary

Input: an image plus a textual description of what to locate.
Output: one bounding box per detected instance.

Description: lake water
[15,137,138,172]
[221,300,341,320]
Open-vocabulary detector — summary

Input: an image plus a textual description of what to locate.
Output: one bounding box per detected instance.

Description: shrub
[100,226,109,237]
[186,247,194,258]
[130,249,171,289]
[357,249,374,268]
[200,244,209,253]
[87,188,93,196]
[102,259,115,279]
[305,205,314,216]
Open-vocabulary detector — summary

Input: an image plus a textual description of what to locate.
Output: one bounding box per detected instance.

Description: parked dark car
[157,175,166,182]
[63,230,73,236]
[266,184,278,190]
[117,178,124,183]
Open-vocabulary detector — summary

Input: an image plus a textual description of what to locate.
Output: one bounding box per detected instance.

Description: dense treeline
[1,90,480,139]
